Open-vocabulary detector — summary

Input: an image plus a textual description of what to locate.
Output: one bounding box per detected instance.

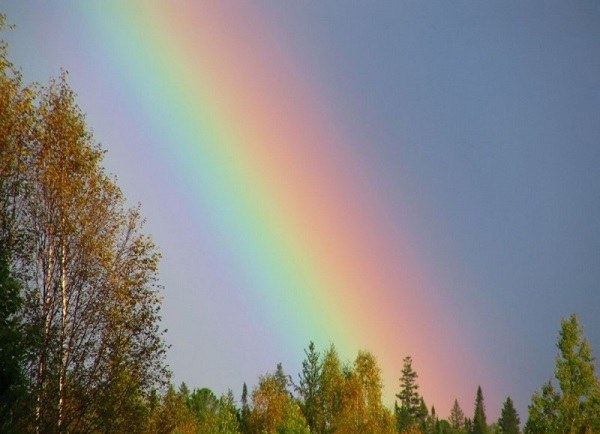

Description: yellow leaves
[1,39,167,431]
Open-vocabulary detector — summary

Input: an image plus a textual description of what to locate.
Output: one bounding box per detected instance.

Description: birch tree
[0,59,168,431]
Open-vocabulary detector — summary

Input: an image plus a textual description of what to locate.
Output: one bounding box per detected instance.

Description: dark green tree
[464,418,473,434]
[396,356,422,432]
[188,387,219,428]
[498,397,519,434]
[240,382,250,433]
[472,386,487,434]
[275,362,290,395]
[296,341,323,433]
[0,247,26,433]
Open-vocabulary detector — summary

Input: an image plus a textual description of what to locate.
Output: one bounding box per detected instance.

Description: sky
[3,1,600,420]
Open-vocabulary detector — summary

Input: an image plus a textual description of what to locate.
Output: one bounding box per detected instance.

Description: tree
[0,55,168,433]
[296,341,323,433]
[497,397,519,434]
[449,399,465,433]
[320,344,344,433]
[188,387,219,430]
[248,367,309,434]
[214,390,241,434]
[336,351,394,434]
[472,386,488,434]
[45,77,168,428]
[240,382,250,433]
[0,18,34,431]
[149,384,196,434]
[525,314,600,433]
[0,245,26,433]
[396,356,423,432]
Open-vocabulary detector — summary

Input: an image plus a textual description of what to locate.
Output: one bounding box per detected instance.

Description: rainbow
[78,1,492,413]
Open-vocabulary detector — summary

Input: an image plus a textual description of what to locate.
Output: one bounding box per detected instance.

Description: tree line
[1,13,600,434]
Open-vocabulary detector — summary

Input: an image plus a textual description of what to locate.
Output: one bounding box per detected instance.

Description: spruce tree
[472,386,487,434]
[396,356,422,432]
[449,399,465,432]
[498,397,519,434]
[296,341,322,433]
[240,382,249,433]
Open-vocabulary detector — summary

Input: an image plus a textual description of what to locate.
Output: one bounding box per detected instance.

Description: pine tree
[240,382,250,433]
[449,399,465,432]
[498,397,519,434]
[472,386,487,434]
[296,341,323,433]
[396,356,422,432]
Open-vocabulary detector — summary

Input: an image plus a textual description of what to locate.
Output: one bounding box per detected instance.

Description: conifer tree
[498,397,519,434]
[396,356,422,432]
[240,382,250,433]
[472,386,487,434]
[449,399,465,432]
[296,341,323,433]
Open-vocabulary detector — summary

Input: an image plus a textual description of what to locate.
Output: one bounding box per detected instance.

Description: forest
[1,13,600,434]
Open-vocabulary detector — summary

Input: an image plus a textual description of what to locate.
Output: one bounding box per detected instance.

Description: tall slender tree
[320,344,344,433]
[296,341,323,433]
[240,382,250,433]
[396,356,422,432]
[472,386,487,434]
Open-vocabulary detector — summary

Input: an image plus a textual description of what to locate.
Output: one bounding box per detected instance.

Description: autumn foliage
[2,13,600,434]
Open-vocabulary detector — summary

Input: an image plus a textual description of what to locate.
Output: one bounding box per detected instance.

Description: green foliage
[216,390,241,434]
[497,397,519,434]
[396,356,424,433]
[525,314,600,433]
[472,386,488,434]
[241,382,250,433]
[0,247,26,432]
[296,341,323,433]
